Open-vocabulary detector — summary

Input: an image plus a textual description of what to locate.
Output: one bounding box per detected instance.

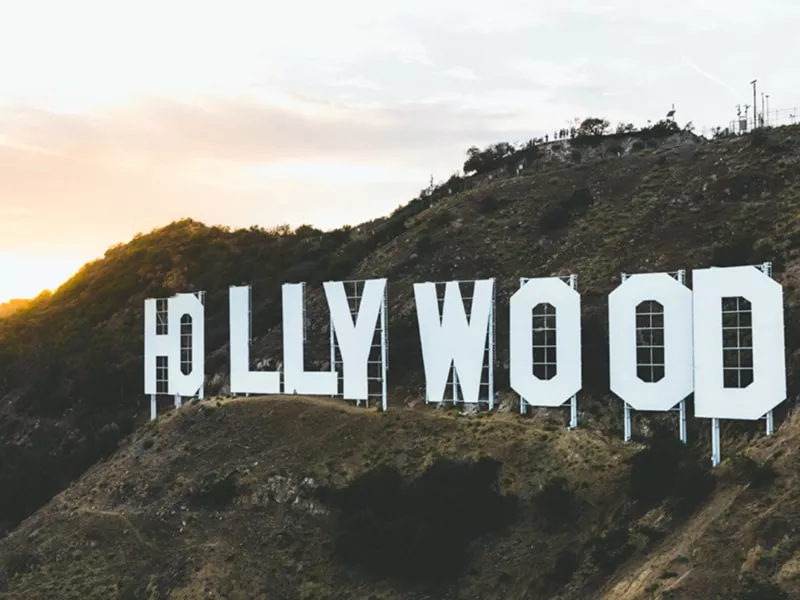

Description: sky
[1,0,799,302]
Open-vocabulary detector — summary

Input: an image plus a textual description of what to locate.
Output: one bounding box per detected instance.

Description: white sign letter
[510,277,581,407]
[693,266,786,420]
[144,298,169,395]
[414,279,493,404]
[168,293,205,397]
[608,273,693,412]
[144,293,205,397]
[324,279,386,400]
[282,283,337,395]
[229,286,280,394]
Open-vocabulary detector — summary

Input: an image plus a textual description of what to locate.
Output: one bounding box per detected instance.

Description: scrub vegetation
[1,123,800,598]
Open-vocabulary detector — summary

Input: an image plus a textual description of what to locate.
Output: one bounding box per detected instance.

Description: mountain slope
[0,396,794,600]
[0,395,652,599]
[0,300,32,319]
[0,125,800,597]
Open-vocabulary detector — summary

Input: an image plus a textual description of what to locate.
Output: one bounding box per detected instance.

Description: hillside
[0,396,795,600]
[0,299,32,319]
[1,124,800,598]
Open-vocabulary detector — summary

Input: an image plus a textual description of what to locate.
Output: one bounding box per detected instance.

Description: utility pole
[761,93,765,126]
[751,79,757,129]
[766,94,770,126]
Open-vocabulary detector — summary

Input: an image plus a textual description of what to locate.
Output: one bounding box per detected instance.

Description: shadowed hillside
[1,124,800,597]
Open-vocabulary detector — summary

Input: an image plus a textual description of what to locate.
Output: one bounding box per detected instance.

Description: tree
[578,117,610,137]
[462,142,516,176]
[615,122,636,134]
[644,118,681,137]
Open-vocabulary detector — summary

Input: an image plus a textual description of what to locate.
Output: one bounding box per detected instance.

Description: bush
[563,188,594,211]
[590,527,632,573]
[729,454,777,488]
[734,574,789,600]
[95,422,122,458]
[748,128,782,152]
[476,195,502,215]
[540,204,571,231]
[709,233,779,268]
[534,477,577,531]
[547,549,578,584]
[539,188,594,233]
[320,457,518,584]
[1,551,37,577]
[188,472,238,508]
[629,432,716,517]
[429,209,455,228]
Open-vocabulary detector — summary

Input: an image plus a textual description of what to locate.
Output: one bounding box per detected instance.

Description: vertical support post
[380,285,388,412]
[519,277,528,416]
[680,400,688,444]
[453,370,459,403]
[624,402,632,442]
[329,309,336,399]
[761,262,775,436]
[676,269,687,444]
[620,272,633,442]
[244,286,251,399]
[350,283,363,408]
[174,393,182,409]
[488,279,495,411]
[569,396,577,429]
[711,418,721,467]
[568,274,578,429]
[150,394,157,421]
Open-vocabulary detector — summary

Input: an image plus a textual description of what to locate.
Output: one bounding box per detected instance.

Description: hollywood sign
[144,264,786,465]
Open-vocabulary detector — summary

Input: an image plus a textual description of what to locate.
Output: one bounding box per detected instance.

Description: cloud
[2,0,800,271]
[443,67,479,82]
[0,93,543,253]
[334,77,385,90]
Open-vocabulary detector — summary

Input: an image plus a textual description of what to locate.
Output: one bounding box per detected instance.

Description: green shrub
[188,472,238,508]
[590,527,632,573]
[629,432,716,517]
[734,574,789,600]
[319,457,518,584]
[429,209,455,228]
[547,549,578,584]
[729,454,777,488]
[534,477,577,531]
[539,188,594,232]
[540,204,571,231]
[1,551,36,577]
[476,195,502,215]
[96,422,122,458]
